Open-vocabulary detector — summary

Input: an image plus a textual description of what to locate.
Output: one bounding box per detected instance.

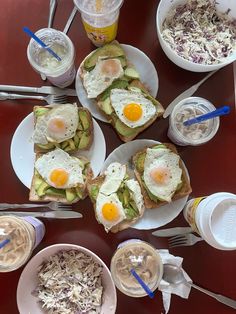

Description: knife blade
[0,211,83,219]
[163,70,217,118]
[0,85,77,96]
[152,227,192,237]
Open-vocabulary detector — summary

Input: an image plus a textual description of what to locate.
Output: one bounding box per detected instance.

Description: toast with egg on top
[87,162,145,233]
[29,148,93,204]
[33,104,94,154]
[132,143,192,209]
[79,41,164,142]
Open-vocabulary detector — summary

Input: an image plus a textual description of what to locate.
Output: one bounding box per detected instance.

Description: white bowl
[17,244,117,314]
[156,0,236,72]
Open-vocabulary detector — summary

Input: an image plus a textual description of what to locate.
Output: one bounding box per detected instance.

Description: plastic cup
[74,0,124,47]
[0,216,45,272]
[27,28,76,88]
[167,97,220,146]
[110,239,163,297]
[183,192,236,250]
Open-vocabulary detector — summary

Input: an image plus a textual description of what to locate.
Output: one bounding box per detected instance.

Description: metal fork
[0,202,72,211]
[0,92,68,105]
[168,233,204,248]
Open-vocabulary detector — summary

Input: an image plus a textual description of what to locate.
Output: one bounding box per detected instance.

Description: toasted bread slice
[29,154,93,204]
[33,104,94,154]
[132,143,192,209]
[87,169,145,233]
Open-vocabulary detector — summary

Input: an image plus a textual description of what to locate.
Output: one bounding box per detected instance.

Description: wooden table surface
[0,1,236,313]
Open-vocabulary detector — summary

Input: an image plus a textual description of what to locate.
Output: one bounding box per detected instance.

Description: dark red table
[0,1,236,313]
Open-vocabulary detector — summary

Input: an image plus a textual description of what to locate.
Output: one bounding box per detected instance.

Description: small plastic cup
[167,97,220,146]
[183,192,236,250]
[0,215,45,272]
[27,28,76,88]
[110,239,163,297]
[74,0,124,47]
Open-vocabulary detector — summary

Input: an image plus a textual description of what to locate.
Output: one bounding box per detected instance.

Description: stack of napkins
[158,249,192,314]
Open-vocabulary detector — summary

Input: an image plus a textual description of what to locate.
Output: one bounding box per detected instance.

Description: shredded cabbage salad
[34,250,104,314]
[161,0,236,64]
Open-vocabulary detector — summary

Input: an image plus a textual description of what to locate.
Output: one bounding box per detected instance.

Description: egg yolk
[101,59,121,77]
[150,168,170,184]
[48,117,66,134]
[102,203,120,222]
[50,169,69,187]
[123,103,143,121]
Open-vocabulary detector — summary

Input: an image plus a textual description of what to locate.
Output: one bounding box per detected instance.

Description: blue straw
[23,27,62,62]
[0,238,10,249]
[183,105,230,126]
[130,269,155,299]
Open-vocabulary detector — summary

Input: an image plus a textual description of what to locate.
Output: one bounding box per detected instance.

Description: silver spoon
[163,264,236,310]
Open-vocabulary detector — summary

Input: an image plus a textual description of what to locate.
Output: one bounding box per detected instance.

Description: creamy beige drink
[0,216,45,272]
[110,240,163,297]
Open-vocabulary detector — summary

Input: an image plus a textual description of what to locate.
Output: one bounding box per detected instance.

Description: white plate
[76,44,159,122]
[10,113,106,189]
[102,139,189,230]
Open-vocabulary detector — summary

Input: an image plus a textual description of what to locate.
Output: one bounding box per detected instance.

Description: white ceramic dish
[10,113,106,188]
[101,139,190,230]
[156,0,236,72]
[76,44,159,122]
[17,243,117,314]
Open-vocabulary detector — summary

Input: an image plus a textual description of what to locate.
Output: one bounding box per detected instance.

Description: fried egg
[83,58,124,98]
[35,148,84,189]
[100,162,126,195]
[96,193,126,232]
[110,89,157,128]
[33,104,78,144]
[125,179,144,213]
[143,147,182,202]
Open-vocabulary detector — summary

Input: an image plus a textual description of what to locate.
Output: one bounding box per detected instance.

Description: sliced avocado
[75,186,83,199]
[37,181,50,197]
[65,188,77,202]
[123,189,130,206]
[64,146,73,152]
[90,185,99,201]
[45,187,66,197]
[99,79,129,102]
[135,152,146,173]
[78,132,90,149]
[115,119,139,137]
[34,177,44,191]
[116,56,127,68]
[129,201,139,215]
[152,144,167,149]
[127,86,142,93]
[36,143,55,150]
[35,107,50,117]
[84,42,125,71]
[100,97,113,115]
[124,206,138,219]
[61,140,69,150]
[68,138,76,150]
[73,133,80,147]
[143,92,162,107]
[79,110,90,130]
[124,67,140,79]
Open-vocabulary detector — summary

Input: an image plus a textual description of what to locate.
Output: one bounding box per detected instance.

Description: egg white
[143,147,182,202]
[110,89,157,128]
[100,162,126,195]
[83,58,124,98]
[125,179,144,213]
[35,148,84,189]
[33,104,78,144]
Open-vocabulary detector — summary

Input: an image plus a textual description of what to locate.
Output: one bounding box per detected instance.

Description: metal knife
[163,70,218,118]
[152,227,192,237]
[0,211,83,219]
[48,0,57,28]
[0,85,77,96]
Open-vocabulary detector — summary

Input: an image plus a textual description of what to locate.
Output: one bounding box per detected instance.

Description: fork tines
[168,234,189,248]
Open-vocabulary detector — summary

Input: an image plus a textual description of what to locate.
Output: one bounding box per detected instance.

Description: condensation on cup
[0,215,45,272]
[183,192,236,250]
[27,28,76,88]
[167,97,220,146]
[74,0,124,47]
[110,239,163,297]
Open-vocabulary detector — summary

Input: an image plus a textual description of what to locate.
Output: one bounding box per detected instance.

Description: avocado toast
[132,143,192,209]
[80,41,164,142]
[87,162,145,233]
[29,149,93,204]
[33,104,94,153]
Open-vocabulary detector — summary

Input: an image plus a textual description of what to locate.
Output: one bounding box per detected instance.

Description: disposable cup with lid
[74,0,124,46]
[27,28,76,88]
[167,97,220,146]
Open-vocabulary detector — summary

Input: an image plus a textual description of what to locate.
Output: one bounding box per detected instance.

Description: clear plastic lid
[74,0,124,16]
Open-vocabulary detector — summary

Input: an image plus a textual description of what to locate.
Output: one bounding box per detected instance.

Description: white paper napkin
[158,249,192,314]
